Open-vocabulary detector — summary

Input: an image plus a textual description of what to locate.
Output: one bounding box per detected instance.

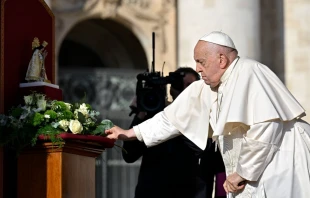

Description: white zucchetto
[199,31,236,49]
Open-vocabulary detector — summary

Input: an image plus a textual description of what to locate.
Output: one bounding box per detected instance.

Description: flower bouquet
[0,92,114,153]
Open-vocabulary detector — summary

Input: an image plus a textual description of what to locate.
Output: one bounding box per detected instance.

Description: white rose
[69,119,83,134]
[44,114,50,119]
[35,93,45,100]
[37,100,47,111]
[65,103,72,110]
[24,96,33,105]
[59,120,69,131]
[78,103,89,118]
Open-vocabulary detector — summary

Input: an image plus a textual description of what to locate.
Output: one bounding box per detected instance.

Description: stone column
[284,0,310,122]
[260,0,285,82]
[178,0,260,68]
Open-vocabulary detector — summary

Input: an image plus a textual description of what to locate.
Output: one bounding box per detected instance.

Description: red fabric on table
[37,133,115,148]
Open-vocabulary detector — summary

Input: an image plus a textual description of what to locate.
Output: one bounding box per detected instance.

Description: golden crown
[42,41,48,47]
[31,37,40,50]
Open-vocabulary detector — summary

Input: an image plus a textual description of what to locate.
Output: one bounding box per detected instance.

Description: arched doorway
[58,18,148,198]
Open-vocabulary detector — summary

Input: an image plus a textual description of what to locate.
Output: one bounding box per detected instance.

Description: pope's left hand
[223,172,246,193]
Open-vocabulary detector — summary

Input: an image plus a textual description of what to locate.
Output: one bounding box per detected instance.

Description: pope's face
[194,41,222,88]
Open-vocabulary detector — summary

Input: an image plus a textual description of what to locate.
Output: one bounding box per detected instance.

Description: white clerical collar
[220,56,239,83]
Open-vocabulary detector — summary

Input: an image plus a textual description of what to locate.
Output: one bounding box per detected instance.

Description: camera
[136,71,184,114]
[132,32,184,115]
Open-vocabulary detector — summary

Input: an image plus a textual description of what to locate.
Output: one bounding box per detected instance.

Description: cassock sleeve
[236,120,283,181]
[133,111,181,147]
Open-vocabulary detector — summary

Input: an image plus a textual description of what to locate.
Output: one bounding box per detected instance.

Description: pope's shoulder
[191,79,206,86]
[238,57,262,67]
[189,79,210,90]
[185,79,212,97]
[238,57,271,73]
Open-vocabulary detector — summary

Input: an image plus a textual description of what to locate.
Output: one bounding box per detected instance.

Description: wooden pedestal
[17,141,106,198]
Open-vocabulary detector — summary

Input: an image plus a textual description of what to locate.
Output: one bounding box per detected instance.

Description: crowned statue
[25,37,50,83]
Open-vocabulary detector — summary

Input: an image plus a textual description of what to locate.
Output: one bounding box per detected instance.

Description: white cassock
[133,57,310,198]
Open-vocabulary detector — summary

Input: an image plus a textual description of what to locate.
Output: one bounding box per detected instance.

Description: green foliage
[59,110,74,120]
[44,110,57,120]
[91,119,114,136]
[11,107,23,118]
[31,112,44,126]
[0,92,114,153]
[32,125,62,147]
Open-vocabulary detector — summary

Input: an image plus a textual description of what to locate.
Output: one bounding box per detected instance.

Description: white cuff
[133,126,143,142]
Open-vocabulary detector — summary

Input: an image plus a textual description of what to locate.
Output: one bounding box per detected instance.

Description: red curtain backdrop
[2,0,55,113]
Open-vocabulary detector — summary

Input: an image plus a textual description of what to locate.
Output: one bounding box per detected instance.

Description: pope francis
[106,31,310,198]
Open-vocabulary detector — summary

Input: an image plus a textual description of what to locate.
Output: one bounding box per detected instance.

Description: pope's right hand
[105,126,137,141]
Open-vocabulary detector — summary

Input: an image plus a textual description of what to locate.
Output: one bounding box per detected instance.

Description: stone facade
[177,0,260,67]
[52,0,177,77]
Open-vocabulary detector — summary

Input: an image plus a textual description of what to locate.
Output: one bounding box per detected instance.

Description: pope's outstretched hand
[105,126,137,141]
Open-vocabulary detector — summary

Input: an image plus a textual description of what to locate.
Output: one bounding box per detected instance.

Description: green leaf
[77,112,86,123]
[31,113,44,126]
[10,107,23,118]
[101,119,114,127]
[91,119,114,136]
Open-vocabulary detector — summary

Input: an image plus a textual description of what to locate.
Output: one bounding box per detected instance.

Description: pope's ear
[219,54,228,69]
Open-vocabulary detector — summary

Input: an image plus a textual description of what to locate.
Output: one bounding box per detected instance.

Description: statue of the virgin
[25,37,49,82]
